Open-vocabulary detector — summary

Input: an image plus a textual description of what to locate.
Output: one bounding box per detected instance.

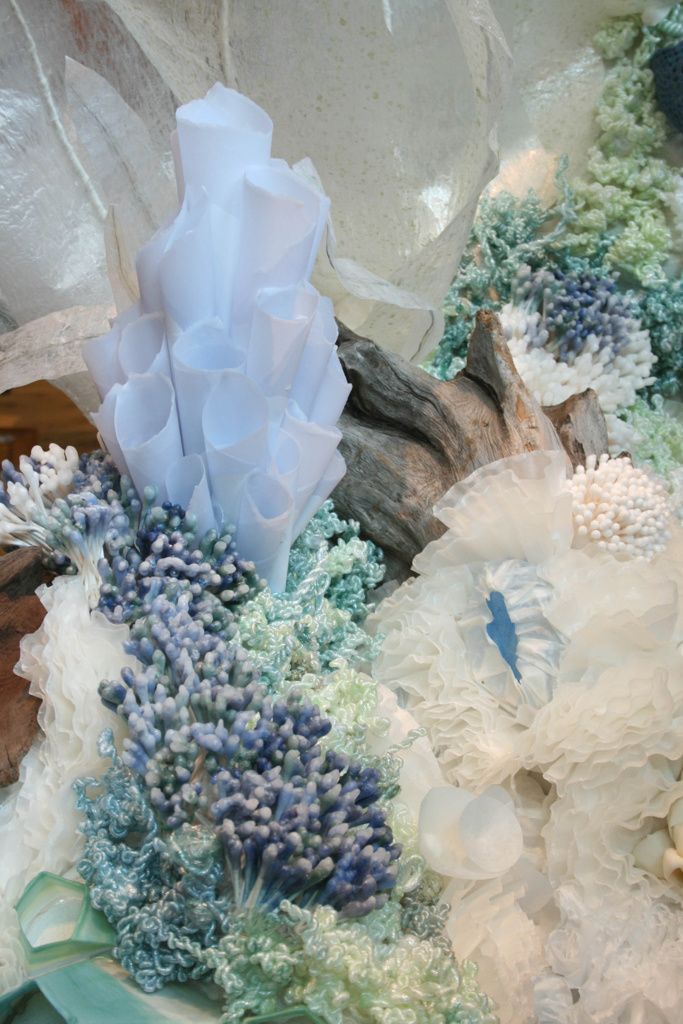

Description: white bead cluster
[569,454,672,560]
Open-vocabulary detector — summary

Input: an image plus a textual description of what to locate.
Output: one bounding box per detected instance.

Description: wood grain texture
[544,390,611,469]
[333,311,609,579]
[0,549,51,787]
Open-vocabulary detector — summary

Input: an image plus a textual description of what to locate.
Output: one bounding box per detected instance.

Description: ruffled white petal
[0,576,135,990]
[371,449,683,1023]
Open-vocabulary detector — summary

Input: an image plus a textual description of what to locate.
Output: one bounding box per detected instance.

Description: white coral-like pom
[500,297,654,454]
[25,443,79,500]
[569,453,673,561]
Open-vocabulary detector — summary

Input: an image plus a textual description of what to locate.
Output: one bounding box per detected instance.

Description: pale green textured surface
[169,901,496,1024]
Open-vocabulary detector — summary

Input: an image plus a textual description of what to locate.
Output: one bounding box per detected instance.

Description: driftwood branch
[333,311,609,579]
[0,548,51,787]
[543,390,610,469]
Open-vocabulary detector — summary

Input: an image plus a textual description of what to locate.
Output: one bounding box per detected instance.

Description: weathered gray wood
[0,548,51,787]
[544,390,610,469]
[333,311,608,579]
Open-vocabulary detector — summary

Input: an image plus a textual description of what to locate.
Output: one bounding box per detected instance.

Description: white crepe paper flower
[0,576,135,991]
[370,449,683,1023]
[83,84,351,590]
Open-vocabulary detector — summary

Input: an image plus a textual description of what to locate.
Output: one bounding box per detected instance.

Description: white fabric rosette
[83,84,350,589]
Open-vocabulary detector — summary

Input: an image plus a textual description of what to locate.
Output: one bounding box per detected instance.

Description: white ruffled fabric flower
[370,686,524,884]
[371,449,683,1023]
[0,575,135,991]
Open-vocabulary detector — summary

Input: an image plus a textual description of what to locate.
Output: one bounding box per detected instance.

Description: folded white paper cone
[114,374,183,502]
[136,219,175,315]
[308,354,351,427]
[173,323,244,454]
[289,335,336,416]
[82,322,124,400]
[282,404,342,499]
[176,85,273,209]
[315,294,338,343]
[272,432,301,498]
[203,373,271,526]
[247,285,318,396]
[204,447,251,530]
[232,166,327,322]
[91,383,127,475]
[165,453,215,536]
[237,469,294,590]
[202,371,270,463]
[158,199,220,332]
[292,449,346,540]
[118,314,170,379]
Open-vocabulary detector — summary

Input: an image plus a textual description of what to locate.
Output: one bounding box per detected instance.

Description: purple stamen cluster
[100,592,400,918]
[514,264,642,363]
[98,500,262,631]
[215,742,399,918]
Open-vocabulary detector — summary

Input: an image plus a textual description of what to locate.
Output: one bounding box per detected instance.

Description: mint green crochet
[562,8,683,285]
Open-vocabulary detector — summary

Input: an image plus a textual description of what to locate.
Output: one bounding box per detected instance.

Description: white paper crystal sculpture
[83,84,350,589]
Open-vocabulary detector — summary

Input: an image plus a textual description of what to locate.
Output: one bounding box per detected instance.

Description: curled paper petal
[165,454,215,537]
[175,84,273,207]
[90,384,127,475]
[247,285,318,395]
[114,374,183,501]
[282,405,342,507]
[82,322,124,401]
[237,470,294,591]
[202,372,270,464]
[307,353,351,428]
[159,195,240,332]
[290,330,337,415]
[117,314,170,378]
[136,219,174,315]
[202,373,270,527]
[292,449,346,540]
[232,165,328,323]
[173,324,245,454]
[419,784,523,880]
[272,432,301,497]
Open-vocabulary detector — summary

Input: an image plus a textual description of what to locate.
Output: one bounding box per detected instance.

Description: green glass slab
[16,872,115,977]
[0,987,65,1024]
[245,1008,327,1024]
[39,959,223,1024]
